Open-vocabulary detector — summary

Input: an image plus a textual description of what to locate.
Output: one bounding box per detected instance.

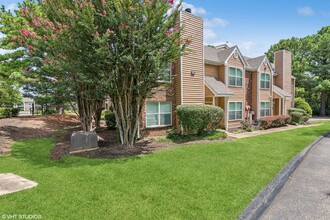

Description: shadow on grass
[9,138,141,169]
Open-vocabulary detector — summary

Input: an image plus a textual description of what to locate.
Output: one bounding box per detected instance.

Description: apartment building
[140,10,295,136]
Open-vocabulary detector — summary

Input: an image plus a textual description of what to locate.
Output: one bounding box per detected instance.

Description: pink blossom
[102,10,106,15]
[76,15,79,19]
[102,0,106,5]
[122,23,127,27]
[106,29,114,34]
[11,36,17,40]
[21,29,31,36]
[168,0,174,4]
[42,36,47,42]
[95,31,99,36]
[33,20,40,27]
[44,20,51,26]
[31,32,38,38]
[80,4,83,9]
[22,8,27,14]
[52,34,58,40]
[28,45,33,51]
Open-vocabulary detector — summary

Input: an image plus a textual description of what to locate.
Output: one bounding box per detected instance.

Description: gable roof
[204,45,247,67]
[205,76,234,97]
[273,85,292,98]
[245,55,266,70]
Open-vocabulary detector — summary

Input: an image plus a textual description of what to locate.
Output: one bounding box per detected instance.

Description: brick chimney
[274,50,292,94]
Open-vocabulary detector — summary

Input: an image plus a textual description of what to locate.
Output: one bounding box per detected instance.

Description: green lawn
[0,122,329,219]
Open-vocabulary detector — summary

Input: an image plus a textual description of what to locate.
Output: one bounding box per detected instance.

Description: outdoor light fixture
[191,70,196,76]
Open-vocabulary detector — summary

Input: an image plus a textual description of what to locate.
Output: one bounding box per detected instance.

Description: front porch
[273,85,292,116]
[205,76,234,130]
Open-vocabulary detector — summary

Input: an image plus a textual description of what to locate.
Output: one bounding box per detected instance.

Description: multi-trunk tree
[1,0,187,149]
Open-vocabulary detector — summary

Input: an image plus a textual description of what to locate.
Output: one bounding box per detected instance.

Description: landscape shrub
[0,108,12,118]
[43,109,58,115]
[259,115,291,129]
[294,97,312,116]
[176,104,224,135]
[11,108,20,117]
[288,107,309,124]
[290,111,304,124]
[240,120,252,130]
[104,110,116,129]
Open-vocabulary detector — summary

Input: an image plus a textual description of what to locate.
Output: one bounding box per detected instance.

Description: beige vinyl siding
[180,11,204,104]
[219,65,225,83]
[205,86,214,97]
[205,64,218,78]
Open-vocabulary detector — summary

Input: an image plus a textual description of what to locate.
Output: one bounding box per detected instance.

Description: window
[146,102,172,127]
[260,102,271,117]
[229,102,242,120]
[229,67,243,86]
[260,73,270,89]
[158,64,172,82]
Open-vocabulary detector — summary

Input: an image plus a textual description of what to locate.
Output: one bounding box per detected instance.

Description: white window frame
[146,101,172,128]
[229,67,243,87]
[260,73,270,89]
[157,64,172,83]
[228,101,243,121]
[260,101,271,117]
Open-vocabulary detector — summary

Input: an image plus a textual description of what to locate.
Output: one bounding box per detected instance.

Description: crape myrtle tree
[4,0,188,149]
[92,0,188,148]
[2,0,106,131]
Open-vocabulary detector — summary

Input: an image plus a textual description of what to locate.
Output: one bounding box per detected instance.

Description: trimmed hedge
[176,104,224,135]
[0,108,12,118]
[294,97,312,116]
[259,115,291,129]
[104,110,116,129]
[11,108,20,117]
[0,108,20,118]
[288,107,310,124]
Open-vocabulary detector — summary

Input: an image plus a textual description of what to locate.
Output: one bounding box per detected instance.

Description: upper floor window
[260,102,270,117]
[229,102,242,120]
[158,64,172,83]
[260,73,270,89]
[146,102,172,127]
[229,67,243,86]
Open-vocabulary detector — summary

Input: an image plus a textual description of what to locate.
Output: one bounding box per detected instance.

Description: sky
[1,0,330,57]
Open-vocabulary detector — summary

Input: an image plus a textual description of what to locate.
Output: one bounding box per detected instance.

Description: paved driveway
[261,133,330,220]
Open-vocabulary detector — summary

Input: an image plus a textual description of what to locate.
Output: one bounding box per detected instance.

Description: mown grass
[0,122,329,219]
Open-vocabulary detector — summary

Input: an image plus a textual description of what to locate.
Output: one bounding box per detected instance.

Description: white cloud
[238,41,264,57]
[5,3,18,12]
[297,6,315,16]
[204,18,229,28]
[204,28,218,43]
[182,2,206,17]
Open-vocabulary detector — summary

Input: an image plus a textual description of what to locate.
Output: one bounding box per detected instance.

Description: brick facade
[139,76,177,137]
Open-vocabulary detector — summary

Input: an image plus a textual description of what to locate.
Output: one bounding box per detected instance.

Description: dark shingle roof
[273,85,292,98]
[204,46,236,65]
[205,76,234,96]
[245,55,266,70]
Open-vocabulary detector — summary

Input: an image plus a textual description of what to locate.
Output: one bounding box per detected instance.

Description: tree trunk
[76,92,95,132]
[320,91,327,116]
[111,94,143,150]
[94,100,104,128]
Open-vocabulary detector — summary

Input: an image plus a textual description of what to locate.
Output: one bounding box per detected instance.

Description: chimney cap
[185,8,192,13]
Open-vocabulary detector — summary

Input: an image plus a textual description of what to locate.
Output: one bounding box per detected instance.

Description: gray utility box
[70,131,98,153]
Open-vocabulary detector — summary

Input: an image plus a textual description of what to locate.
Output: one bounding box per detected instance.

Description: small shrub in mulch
[259,115,291,129]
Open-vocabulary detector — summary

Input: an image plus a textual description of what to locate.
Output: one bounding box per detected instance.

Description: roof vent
[185,8,192,13]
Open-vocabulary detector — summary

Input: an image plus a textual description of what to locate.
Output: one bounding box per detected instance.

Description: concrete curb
[238,132,330,220]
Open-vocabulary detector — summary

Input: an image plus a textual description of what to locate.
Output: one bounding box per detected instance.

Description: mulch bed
[1,115,230,160]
